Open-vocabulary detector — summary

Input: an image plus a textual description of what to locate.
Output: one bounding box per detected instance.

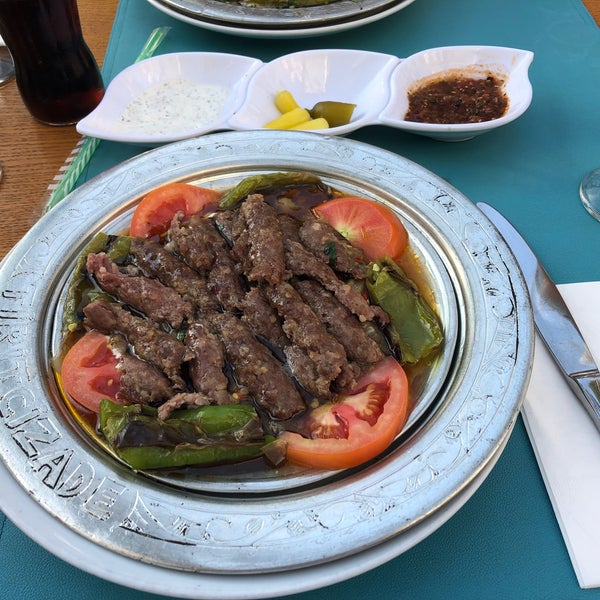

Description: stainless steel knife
[477,202,600,432]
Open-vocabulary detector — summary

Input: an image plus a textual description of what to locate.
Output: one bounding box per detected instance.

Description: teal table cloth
[1,0,600,598]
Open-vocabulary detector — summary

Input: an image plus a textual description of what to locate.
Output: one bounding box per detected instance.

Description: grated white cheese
[116,79,228,135]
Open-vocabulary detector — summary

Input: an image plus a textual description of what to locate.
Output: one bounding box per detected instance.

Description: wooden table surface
[1,0,598,262]
[0,0,118,261]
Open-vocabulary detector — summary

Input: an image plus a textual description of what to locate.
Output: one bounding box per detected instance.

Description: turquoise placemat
[86,0,600,286]
[1,0,599,598]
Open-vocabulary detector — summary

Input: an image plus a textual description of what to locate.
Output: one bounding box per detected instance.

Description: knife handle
[571,373,600,433]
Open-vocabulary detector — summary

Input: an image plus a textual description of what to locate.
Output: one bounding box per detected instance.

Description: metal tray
[0,131,533,581]
[146,0,416,37]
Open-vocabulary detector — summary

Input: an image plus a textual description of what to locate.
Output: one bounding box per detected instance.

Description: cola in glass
[0,0,104,125]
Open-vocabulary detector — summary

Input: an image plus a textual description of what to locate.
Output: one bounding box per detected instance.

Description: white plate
[0,130,533,593]
[78,47,534,146]
[0,429,508,598]
[145,0,416,38]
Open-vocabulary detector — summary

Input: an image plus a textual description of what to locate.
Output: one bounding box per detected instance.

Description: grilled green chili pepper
[117,443,269,471]
[169,404,261,434]
[218,171,324,209]
[62,234,132,333]
[99,400,271,471]
[367,258,443,364]
[62,232,109,333]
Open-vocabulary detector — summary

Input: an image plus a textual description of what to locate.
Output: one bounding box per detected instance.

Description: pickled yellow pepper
[264,90,355,131]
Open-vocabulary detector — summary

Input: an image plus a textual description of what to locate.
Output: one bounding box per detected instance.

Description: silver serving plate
[146,0,416,37]
[0,131,533,583]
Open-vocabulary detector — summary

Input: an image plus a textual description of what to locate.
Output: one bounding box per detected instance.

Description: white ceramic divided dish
[228,49,399,135]
[77,52,263,145]
[378,45,535,141]
[77,47,534,145]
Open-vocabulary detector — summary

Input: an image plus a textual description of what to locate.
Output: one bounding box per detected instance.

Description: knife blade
[477,202,600,432]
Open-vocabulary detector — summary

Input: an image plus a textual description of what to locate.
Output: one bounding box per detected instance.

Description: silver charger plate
[145,0,416,38]
[0,131,533,591]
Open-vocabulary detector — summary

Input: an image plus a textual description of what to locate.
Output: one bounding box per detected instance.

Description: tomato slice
[313,196,408,261]
[129,183,222,238]
[61,331,121,413]
[280,356,409,470]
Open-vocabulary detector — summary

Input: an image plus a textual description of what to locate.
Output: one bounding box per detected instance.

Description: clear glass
[0,43,14,85]
[580,167,600,221]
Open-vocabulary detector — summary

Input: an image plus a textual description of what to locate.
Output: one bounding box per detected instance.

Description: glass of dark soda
[0,0,104,125]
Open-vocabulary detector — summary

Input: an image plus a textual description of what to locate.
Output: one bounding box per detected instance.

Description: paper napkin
[522,281,600,589]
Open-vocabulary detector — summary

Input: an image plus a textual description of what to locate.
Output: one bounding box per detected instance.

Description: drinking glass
[0,0,104,125]
[0,37,14,85]
[580,167,600,221]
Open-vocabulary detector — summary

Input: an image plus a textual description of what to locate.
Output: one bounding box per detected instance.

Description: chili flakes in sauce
[404,71,509,124]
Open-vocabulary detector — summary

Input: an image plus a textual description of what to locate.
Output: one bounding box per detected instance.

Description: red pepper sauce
[405,72,509,124]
